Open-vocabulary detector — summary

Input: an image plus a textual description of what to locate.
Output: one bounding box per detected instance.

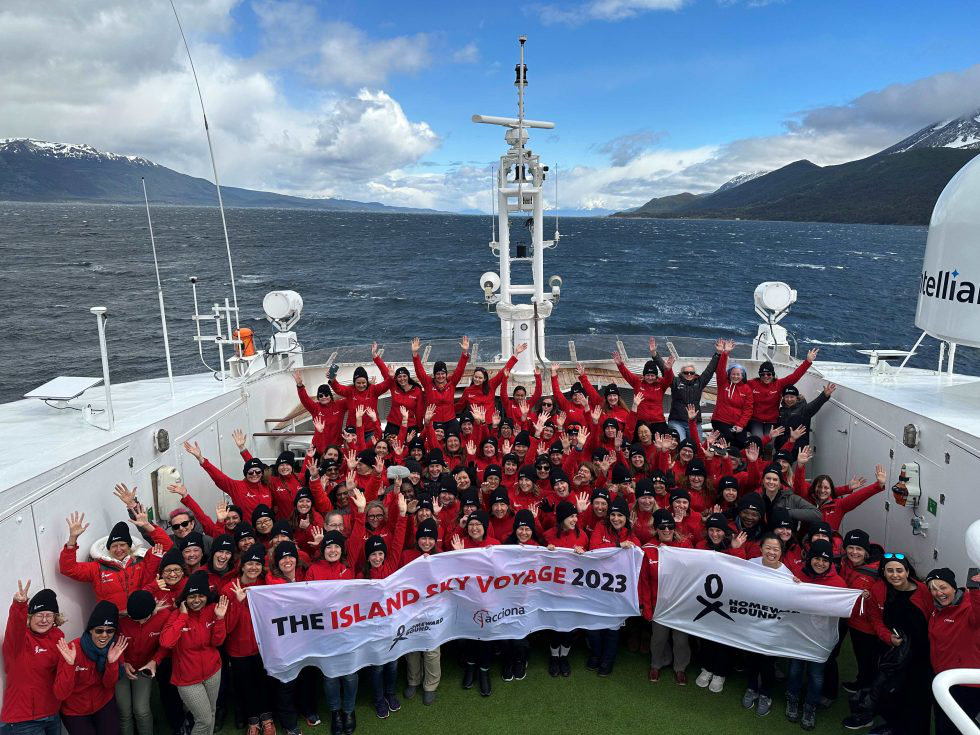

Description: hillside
[0,139,437,213]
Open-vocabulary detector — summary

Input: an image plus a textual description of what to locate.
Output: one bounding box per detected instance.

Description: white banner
[653,546,860,663]
[248,546,642,681]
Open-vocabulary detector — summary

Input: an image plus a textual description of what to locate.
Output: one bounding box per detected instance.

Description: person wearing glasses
[611,338,675,433]
[1,582,72,735]
[662,340,721,442]
[183,441,272,521]
[844,552,934,733]
[746,348,817,440]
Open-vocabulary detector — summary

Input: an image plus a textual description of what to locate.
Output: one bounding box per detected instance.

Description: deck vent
[902,423,920,449]
[154,428,171,453]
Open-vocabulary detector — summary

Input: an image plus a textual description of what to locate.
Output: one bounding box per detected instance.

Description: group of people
[2,336,978,735]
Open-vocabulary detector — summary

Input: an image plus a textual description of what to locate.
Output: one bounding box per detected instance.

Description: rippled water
[0,202,966,403]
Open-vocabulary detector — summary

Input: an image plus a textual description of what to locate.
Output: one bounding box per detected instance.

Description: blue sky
[3,0,980,211]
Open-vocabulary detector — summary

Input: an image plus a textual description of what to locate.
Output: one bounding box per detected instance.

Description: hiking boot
[648,667,660,683]
[259,713,276,735]
[598,665,612,677]
[478,668,492,697]
[559,656,571,677]
[403,684,417,700]
[341,711,356,735]
[696,669,713,688]
[548,656,560,677]
[462,664,476,689]
[757,695,773,717]
[842,713,875,730]
[708,675,725,693]
[801,704,817,731]
[247,717,261,735]
[422,690,436,706]
[330,711,343,735]
[374,700,389,719]
[786,695,801,723]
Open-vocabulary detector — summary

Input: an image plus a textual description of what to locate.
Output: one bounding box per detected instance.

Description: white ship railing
[933,669,980,734]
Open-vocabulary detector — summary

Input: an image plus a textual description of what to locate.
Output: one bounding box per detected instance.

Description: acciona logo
[919,267,980,304]
[472,606,526,628]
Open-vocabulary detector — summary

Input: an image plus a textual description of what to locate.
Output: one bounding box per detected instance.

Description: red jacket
[59,527,169,610]
[375,356,425,427]
[221,579,263,658]
[306,560,355,582]
[499,373,543,420]
[413,351,469,423]
[812,482,885,531]
[160,605,226,686]
[928,588,980,677]
[199,459,272,521]
[549,374,588,427]
[638,538,694,620]
[747,359,811,424]
[589,525,640,549]
[840,560,880,634]
[181,493,229,539]
[0,600,73,723]
[867,579,933,645]
[297,386,348,452]
[616,361,674,425]
[543,527,589,549]
[458,356,517,416]
[330,372,392,436]
[694,540,747,558]
[119,610,169,670]
[713,353,754,427]
[59,637,120,716]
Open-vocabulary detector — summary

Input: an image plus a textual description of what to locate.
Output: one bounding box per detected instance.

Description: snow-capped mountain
[714,170,767,193]
[0,138,155,166]
[881,108,980,155]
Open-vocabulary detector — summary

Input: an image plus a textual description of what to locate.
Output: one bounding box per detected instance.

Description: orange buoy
[234,327,256,357]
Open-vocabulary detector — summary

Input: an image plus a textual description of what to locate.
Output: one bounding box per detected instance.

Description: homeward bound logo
[388,617,444,651]
[472,606,526,628]
[693,575,799,623]
[919,268,980,304]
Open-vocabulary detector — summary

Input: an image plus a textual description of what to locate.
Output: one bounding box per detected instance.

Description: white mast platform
[474,37,561,377]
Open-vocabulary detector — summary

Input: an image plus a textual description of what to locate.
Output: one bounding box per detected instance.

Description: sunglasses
[367,514,385,520]
[172,519,194,530]
[246,469,263,476]
[883,553,906,560]
[92,627,115,636]
[681,370,696,376]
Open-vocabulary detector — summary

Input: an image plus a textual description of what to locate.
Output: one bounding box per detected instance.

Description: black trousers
[699,639,732,677]
[229,654,273,719]
[463,640,493,669]
[745,653,775,697]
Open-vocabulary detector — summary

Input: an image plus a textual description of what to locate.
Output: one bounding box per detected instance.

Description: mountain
[0,139,438,213]
[612,109,980,225]
[715,170,767,192]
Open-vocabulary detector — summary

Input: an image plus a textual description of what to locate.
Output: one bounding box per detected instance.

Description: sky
[3,0,980,212]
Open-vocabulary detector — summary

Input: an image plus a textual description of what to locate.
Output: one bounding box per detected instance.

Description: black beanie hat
[808,521,833,540]
[404,458,423,474]
[275,450,296,468]
[432,360,448,375]
[460,488,480,508]
[669,488,691,504]
[28,588,59,615]
[591,487,610,504]
[629,443,646,458]
[242,457,265,476]
[603,383,620,397]
[518,465,536,481]
[649,469,667,485]
[240,544,267,566]
[925,567,957,588]
[609,497,629,517]
[549,441,564,454]
[179,531,205,552]
[467,510,489,533]
[782,384,800,396]
[357,448,377,466]
[759,360,775,376]
[316,383,332,398]
[773,450,792,465]
[86,600,119,631]
[294,487,314,506]
[107,521,133,547]
[439,474,458,495]
[602,417,619,431]
[182,570,211,599]
[677,439,697,454]
[126,590,156,620]
[534,454,551,469]
[570,382,586,396]
[808,539,833,561]
[738,493,766,515]
[416,497,434,513]
[484,464,503,480]
[635,478,655,498]
[549,467,569,484]
[717,475,739,493]
[365,535,387,558]
[502,452,519,466]
[234,523,257,543]
[353,366,369,383]
[686,459,707,477]
[705,513,729,531]
[761,463,783,480]
[443,420,462,438]
[513,509,535,532]
[769,507,794,530]
[159,547,184,572]
[408,437,426,452]
[653,508,676,529]
[251,505,274,526]
[514,431,532,447]
[489,488,510,507]
[274,541,298,565]
[843,528,871,553]
[555,501,577,527]
[415,518,439,542]
[322,530,346,550]
[270,520,293,539]
[611,463,631,484]
[642,360,659,376]
[211,534,235,554]
[227,503,244,519]
[426,448,445,466]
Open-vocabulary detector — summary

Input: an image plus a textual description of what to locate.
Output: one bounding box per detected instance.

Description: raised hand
[13,579,30,603]
[687,404,697,421]
[400,406,410,422]
[732,531,748,549]
[150,544,164,558]
[768,425,785,440]
[550,362,559,377]
[501,439,513,456]
[849,475,867,491]
[133,507,151,529]
[231,429,246,450]
[373,457,385,477]
[518,399,529,419]
[577,427,590,449]
[824,382,837,397]
[66,512,89,544]
[312,415,325,434]
[293,369,304,386]
[371,342,380,359]
[515,342,528,355]
[350,486,366,512]
[450,534,464,551]
[715,337,725,353]
[875,464,887,486]
[745,442,760,463]
[391,436,405,456]
[612,351,623,366]
[472,405,486,424]
[345,470,357,491]
[797,445,814,465]
[214,596,229,620]
[807,348,819,362]
[789,425,807,442]
[575,362,586,377]
[57,637,77,665]
[649,337,658,355]
[230,580,246,602]
[397,494,408,516]
[432,497,443,516]
[365,407,377,422]
[107,636,129,664]
[459,336,470,352]
[309,526,324,548]
[614,430,624,450]
[113,483,138,508]
[424,405,436,425]
[466,440,477,456]
[411,337,421,355]
[575,491,590,513]
[491,410,501,428]
[355,405,365,425]
[664,355,675,371]
[183,441,203,461]
[168,483,188,498]
[723,339,735,353]
[590,405,602,424]
[344,449,356,469]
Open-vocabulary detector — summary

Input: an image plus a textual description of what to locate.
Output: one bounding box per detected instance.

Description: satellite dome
[915,155,980,348]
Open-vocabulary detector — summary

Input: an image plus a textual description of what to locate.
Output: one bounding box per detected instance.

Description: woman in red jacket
[58,600,129,735]
[183,441,272,521]
[293,371,348,452]
[924,567,980,735]
[160,571,228,735]
[712,341,753,448]
[330,349,392,437]
[1,582,73,734]
[458,348,522,416]
[222,544,275,735]
[643,509,693,685]
[837,529,882,698]
[60,511,169,611]
[372,348,424,429]
[411,336,470,425]
[542,501,587,678]
[613,340,675,429]
[746,350,816,438]
[117,591,168,735]
[806,465,887,531]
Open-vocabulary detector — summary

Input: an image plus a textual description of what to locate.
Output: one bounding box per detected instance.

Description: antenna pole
[169,0,240,332]
[142,178,176,399]
[555,163,560,240]
[490,165,496,243]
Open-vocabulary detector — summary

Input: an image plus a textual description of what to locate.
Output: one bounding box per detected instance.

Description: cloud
[453,42,480,64]
[537,0,689,25]
[596,130,666,166]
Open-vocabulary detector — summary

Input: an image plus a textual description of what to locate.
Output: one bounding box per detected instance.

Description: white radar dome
[754,281,797,316]
[915,155,980,348]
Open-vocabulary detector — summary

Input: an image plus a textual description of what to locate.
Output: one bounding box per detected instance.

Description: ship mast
[473,36,561,376]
